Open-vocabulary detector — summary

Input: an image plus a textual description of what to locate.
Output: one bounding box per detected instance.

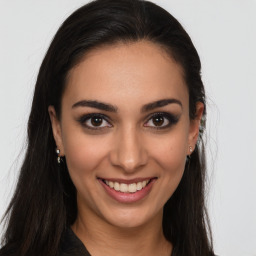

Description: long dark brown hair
[0,0,214,255]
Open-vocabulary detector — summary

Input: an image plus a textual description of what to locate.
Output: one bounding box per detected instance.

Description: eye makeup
[144,112,180,130]
[77,113,112,130]
[76,111,180,132]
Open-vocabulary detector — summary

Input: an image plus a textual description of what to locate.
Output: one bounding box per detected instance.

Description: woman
[0,0,215,255]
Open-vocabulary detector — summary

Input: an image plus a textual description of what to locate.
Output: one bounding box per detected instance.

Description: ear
[187,102,204,155]
[48,106,65,156]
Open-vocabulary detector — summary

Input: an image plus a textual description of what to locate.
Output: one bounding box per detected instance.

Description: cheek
[61,129,109,180]
[158,144,186,187]
[149,129,188,200]
[150,132,188,171]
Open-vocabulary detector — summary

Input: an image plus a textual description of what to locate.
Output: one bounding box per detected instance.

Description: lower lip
[98,179,156,203]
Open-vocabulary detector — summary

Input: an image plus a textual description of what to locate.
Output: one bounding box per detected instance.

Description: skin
[49,40,203,256]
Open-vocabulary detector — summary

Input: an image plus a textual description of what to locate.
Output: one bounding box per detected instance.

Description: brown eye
[152,115,164,126]
[144,112,179,129]
[91,116,103,126]
[80,114,112,129]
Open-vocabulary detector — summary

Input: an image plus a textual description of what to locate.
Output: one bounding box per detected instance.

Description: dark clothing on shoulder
[59,228,91,256]
[59,227,216,256]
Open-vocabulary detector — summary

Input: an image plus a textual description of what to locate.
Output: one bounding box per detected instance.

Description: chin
[102,206,161,230]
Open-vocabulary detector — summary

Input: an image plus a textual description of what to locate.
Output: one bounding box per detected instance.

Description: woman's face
[49,41,202,229]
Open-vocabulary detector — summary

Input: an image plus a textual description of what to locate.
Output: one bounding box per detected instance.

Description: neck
[72,208,172,256]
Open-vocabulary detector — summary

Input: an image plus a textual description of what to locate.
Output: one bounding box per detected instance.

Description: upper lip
[97,177,157,184]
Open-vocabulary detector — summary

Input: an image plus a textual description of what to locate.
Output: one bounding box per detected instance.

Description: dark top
[59,228,91,256]
[59,227,215,256]
[59,228,173,256]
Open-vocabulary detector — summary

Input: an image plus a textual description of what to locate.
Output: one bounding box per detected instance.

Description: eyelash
[78,113,112,130]
[77,112,179,131]
[144,112,179,130]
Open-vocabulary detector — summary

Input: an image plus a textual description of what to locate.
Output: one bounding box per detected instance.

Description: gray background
[0,1,256,255]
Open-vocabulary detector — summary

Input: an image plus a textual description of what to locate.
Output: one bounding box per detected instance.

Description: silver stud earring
[56,148,61,164]
[186,146,193,161]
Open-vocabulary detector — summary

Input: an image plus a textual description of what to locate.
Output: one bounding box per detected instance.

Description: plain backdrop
[0,1,256,255]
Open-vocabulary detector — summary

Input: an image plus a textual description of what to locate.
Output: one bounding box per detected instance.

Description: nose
[109,127,148,173]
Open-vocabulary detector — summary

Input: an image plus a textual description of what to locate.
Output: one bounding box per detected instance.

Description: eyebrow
[72,98,182,112]
[72,100,117,112]
[141,99,182,112]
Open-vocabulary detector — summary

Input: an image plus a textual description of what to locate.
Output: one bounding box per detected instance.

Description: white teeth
[104,179,150,193]
[109,181,114,188]
[136,182,142,191]
[120,183,128,192]
[128,183,137,193]
[114,182,120,191]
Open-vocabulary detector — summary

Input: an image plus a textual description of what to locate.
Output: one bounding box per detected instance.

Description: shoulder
[59,228,91,256]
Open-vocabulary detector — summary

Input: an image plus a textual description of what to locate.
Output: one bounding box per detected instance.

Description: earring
[56,148,61,164]
[186,146,193,161]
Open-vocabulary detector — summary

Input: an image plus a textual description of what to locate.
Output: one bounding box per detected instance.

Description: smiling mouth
[100,178,156,193]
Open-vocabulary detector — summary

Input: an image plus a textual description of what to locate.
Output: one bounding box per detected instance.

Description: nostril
[109,135,148,171]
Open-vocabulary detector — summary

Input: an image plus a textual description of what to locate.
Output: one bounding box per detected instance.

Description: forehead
[63,40,188,110]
